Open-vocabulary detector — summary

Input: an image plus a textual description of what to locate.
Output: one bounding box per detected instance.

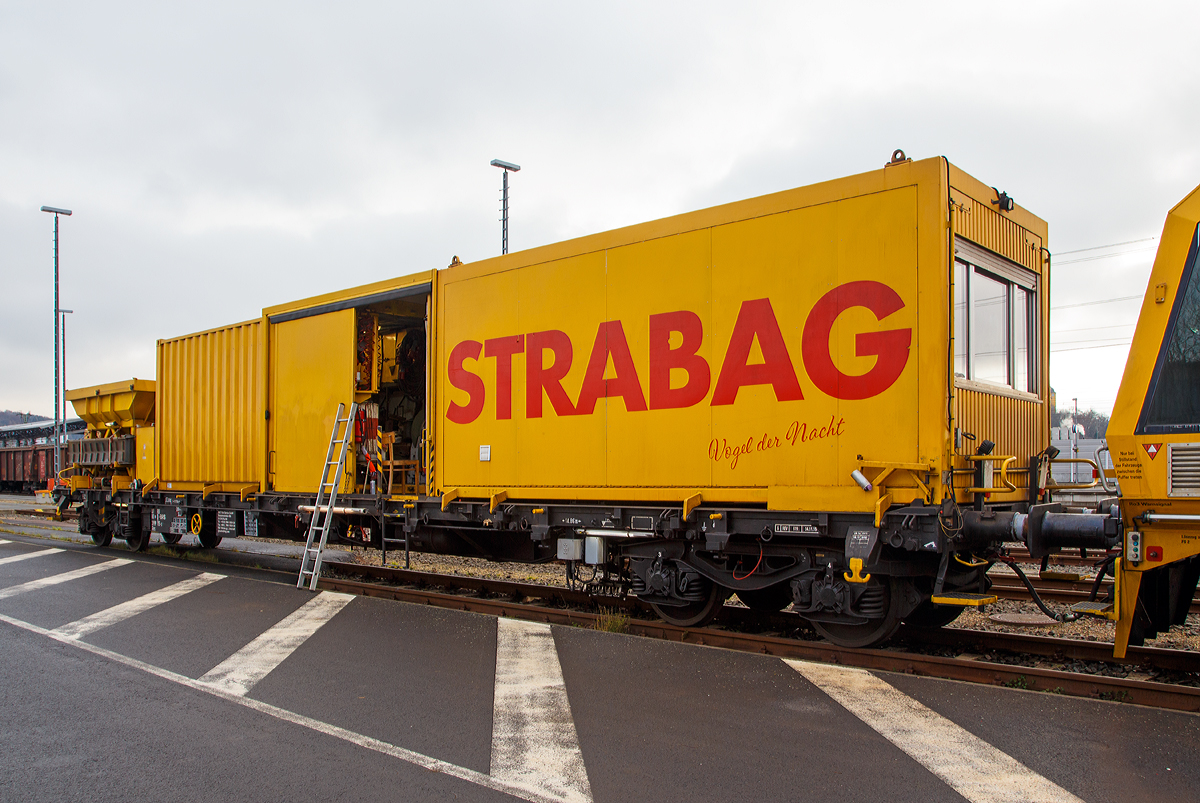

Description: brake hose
[1088,554,1119,602]
[997,555,1080,623]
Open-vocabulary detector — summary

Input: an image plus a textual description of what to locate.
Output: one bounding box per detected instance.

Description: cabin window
[1139,223,1200,433]
[953,247,1037,394]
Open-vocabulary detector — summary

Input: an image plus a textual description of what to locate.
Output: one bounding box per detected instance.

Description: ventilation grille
[1168,443,1200,497]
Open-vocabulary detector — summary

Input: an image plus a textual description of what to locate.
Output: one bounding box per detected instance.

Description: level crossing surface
[0,531,1196,803]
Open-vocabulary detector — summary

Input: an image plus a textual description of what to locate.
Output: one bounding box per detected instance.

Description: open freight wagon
[69,155,1126,648]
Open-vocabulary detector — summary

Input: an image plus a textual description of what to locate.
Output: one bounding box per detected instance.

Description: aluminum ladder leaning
[297,402,358,591]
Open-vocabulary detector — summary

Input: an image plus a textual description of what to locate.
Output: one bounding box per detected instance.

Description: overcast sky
[2,1,1198,418]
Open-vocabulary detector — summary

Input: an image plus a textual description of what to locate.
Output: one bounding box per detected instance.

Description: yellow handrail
[1045,458,1102,490]
[965,454,1017,494]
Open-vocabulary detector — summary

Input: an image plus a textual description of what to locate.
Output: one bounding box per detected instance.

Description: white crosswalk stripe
[51,572,226,640]
[787,659,1085,803]
[0,547,63,566]
[198,591,353,696]
[491,618,593,803]
[0,539,10,544]
[0,558,131,599]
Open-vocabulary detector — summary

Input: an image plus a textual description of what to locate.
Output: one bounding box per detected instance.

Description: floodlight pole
[41,205,72,483]
[61,309,73,449]
[490,159,521,255]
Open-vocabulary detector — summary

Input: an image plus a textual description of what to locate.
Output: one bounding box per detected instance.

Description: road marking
[51,572,226,640]
[786,659,1085,803]
[491,618,593,803]
[0,539,10,544]
[0,547,63,566]
[198,591,353,696]
[0,611,573,803]
[0,558,130,599]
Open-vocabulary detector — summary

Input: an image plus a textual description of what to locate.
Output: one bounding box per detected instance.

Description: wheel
[904,600,964,628]
[191,511,222,549]
[649,583,728,628]
[904,567,986,629]
[736,583,794,612]
[810,579,903,648]
[161,531,183,545]
[125,527,151,552]
[87,522,112,548]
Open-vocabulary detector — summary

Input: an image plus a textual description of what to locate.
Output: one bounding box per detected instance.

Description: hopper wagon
[64,153,1169,651]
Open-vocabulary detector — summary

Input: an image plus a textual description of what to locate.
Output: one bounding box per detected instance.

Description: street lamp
[490,159,521,255]
[41,205,72,483]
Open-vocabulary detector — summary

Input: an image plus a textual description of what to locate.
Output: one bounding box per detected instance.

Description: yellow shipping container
[156,318,267,493]
[435,157,1049,513]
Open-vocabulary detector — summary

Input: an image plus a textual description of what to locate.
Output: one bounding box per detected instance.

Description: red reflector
[1092,468,1099,480]
[1147,546,1163,561]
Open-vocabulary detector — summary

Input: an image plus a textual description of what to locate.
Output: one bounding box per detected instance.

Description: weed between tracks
[592,608,630,634]
[145,545,218,563]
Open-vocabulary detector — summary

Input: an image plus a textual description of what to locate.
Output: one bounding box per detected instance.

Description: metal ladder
[297,402,358,591]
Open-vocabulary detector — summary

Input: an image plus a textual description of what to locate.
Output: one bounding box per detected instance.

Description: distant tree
[0,411,50,426]
[1052,407,1110,438]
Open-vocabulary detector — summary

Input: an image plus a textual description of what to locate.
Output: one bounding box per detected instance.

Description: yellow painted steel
[433,157,1047,511]
[1107,179,1200,657]
[135,426,155,483]
[66,379,156,430]
[268,309,356,493]
[156,319,265,487]
[947,165,1050,505]
[261,270,436,319]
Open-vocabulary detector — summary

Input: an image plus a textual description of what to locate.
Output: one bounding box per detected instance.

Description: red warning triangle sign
[1143,443,1162,459]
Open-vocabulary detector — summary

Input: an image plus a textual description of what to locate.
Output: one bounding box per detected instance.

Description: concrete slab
[0,559,189,630]
[0,624,514,803]
[0,548,112,591]
[85,575,313,679]
[250,596,499,775]
[886,673,1200,803]
[553,625,968,803]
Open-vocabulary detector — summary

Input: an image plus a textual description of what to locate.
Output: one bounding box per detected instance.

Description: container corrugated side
[157,319,265,486]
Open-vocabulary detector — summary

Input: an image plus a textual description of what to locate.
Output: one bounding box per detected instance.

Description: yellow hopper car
[65,153,1164,650]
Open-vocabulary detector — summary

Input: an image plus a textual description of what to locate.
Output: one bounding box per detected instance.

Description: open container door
[265,272,435,496]
[269,309,356,493]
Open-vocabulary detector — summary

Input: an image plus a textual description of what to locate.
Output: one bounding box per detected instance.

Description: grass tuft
[592,607,630,634]
[183,550,219,564]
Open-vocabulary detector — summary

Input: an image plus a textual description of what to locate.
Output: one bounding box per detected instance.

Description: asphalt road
[0,525,1198,803]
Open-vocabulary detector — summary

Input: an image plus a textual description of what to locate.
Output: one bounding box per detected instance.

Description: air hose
[996,555,1080,623]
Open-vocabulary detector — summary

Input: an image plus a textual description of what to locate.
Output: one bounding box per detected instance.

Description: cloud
[2,1,1198,415]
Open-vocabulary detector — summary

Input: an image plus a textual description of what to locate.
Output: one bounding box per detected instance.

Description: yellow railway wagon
[72,154,1135,650]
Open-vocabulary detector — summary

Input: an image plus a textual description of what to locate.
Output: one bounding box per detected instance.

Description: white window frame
[954,238,1039,396]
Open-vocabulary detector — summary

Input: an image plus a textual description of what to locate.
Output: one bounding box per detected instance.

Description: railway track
[320,559,1200,713]
[989,573,1200,615]
[6,507,1200,616]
